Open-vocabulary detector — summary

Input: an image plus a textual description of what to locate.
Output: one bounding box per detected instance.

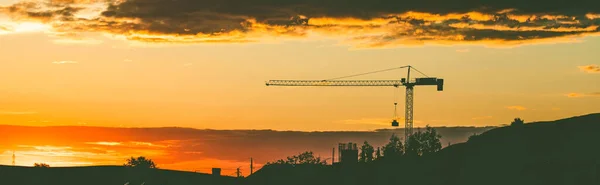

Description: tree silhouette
[406,132,422,156]
[382,134,404,159]
[124,156,157,168]
[511,118,525,126]
[33,163,50,168]
[375,147,382,160]
[406,125,442,156]
[266,151,326,165]
[359,141,375,162]
[421,126,442,155]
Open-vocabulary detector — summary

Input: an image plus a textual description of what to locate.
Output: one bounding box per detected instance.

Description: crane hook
[392,87,400,127]
[392,102,399,127]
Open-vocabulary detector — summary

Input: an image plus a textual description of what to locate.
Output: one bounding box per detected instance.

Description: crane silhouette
[266,65,444,141]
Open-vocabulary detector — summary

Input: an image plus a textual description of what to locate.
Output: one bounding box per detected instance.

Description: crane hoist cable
[324,66,409,81]
[319,65,429,127]
[323,65,429,81]
[392,86,400,126]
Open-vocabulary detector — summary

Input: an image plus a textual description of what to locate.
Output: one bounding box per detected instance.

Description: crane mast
[266,66,444,141]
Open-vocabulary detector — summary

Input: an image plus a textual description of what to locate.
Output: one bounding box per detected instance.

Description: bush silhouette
[33,163,50,168]
[511,118,525,126]
[266,151,326,165]
[124,156,157,168]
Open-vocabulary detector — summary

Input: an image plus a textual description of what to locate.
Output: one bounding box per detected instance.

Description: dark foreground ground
[2,113,599,185]
[0,165,241,185]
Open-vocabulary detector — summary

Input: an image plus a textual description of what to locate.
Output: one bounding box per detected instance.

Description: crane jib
[266,79,443,90]
[266,80,403,86]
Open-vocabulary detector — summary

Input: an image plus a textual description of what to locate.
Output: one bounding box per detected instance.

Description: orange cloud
[566,92,600,98]
[506,106,527,111]
[85,142,121,146]
[578,65,600,73]
[448,23,598,32]
[587,14,600,20]
[567,93,584,98]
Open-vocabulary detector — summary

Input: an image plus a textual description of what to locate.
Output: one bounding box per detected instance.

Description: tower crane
[265,65,444,140]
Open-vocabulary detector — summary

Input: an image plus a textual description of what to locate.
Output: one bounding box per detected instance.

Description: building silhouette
[338,142,358,164]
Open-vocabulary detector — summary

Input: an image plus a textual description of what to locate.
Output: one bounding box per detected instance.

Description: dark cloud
[95,0,600,35]
[2,0,600,46]
[102,0,600,21]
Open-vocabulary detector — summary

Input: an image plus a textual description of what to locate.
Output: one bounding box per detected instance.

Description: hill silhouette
[246,113,600,185]
[0,165,241,185]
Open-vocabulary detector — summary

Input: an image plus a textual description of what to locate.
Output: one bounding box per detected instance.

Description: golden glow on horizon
[0,142,262,175]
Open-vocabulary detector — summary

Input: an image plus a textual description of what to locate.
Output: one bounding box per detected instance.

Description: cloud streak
[52,61,78,64]
[506,106,527,111]
[566,92,600,98]
[578,65,600,73]
[1,0,600,47]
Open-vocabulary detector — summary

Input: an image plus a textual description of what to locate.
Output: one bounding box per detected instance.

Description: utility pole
[250,158,253,175]
[236,167,241,178]
[12,151,15,166]
[332,147,335,165]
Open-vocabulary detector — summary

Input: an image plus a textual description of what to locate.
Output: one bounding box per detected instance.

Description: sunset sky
[0,125,493,175]
[0,0,599,174]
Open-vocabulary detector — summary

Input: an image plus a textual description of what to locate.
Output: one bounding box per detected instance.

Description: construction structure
[338,142,358,164]
[212,168,221,176]
[266,65,444,141]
